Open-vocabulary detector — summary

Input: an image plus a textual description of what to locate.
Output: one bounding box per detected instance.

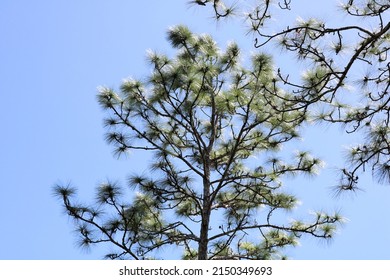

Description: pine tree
[54,25,342,260]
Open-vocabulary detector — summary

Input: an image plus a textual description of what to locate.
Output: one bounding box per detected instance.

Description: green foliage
[55,25,342,260]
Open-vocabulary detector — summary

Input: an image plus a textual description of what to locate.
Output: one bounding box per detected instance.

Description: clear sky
[0,0,389,260]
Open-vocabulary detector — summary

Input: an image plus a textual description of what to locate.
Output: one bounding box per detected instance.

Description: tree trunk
[198,160,211,260]
[198,208,210,259]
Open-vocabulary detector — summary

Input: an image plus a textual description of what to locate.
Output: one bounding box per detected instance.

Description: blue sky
[0,0,389,260]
